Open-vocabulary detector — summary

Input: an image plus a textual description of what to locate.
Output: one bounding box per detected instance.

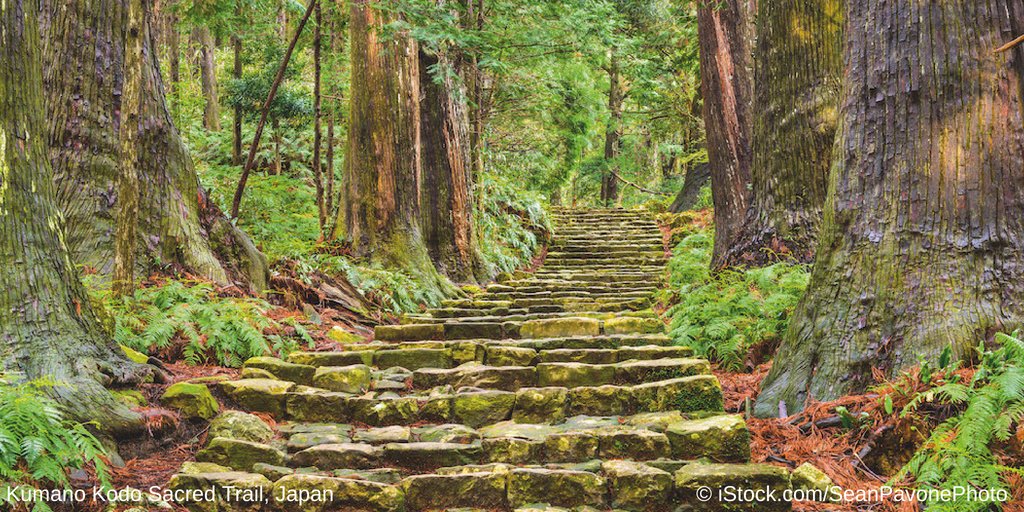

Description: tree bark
[113,0,144,297]
[697,0,756,269]
[167,7,180,104]
[419,48,484,282]
[601,50,622,206]
[464,0,486,182]
[723,0,843,267]
[41,0,269,293]
[756,0,1024,417]
[232,1,243,165]
[1,0,151,436]
[313,0,327,235]
[335,0,452,294]
[193,25,221,131]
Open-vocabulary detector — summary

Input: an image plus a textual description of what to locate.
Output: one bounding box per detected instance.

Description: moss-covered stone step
[221,374,723,426]
[382,314,664,340]
[543,258,666,268]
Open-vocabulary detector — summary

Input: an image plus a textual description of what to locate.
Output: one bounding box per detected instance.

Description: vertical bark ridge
[756,0,1024,417]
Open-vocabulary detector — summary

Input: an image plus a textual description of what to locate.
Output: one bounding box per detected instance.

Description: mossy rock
[537,362,615,387]
[220,378,295,417]
[243,357,315,386]
[507,468,606,508]
[791,462,837,502]
[120,344,150,364]
[208,411,275,444]
[179,462,233,475]
[487,346,538,366]
[196,437,285,472]
[451,391,516,428]
[113,389,148,409]
[520,318,601,339]
[349,397,419,426]
[595,428,671,460]
[382,442,484,469]
[328,326,364,344]
[168,471,272,512]
[312,364,372,393]
[674,463,792,512]
[604,316,665,335]
[375,323,444,342]
[542,432,598,462]
[402,472,508,510]
[288,350,375,367]
[666,414,750,462]
[240,367,277,380]
[481,437,542,464]
[567,385,636,416]
[513,387,568,424]
[413,423,480,443]
[161,382,219,420]
[374,348,453,371]
[291,443,381,470]
[632,375,723,413]
[252,462,294,482]
[602,460,673,511]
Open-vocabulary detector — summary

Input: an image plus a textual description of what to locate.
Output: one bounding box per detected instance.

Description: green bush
[95,279,312,367]
[0,377,109,512]
[897,334,1024,511]
[662,229,809,370]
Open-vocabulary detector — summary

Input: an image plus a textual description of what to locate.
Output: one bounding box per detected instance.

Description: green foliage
[475,174,551,276]
[0,377,109,512]
[662,228,809,370]
[92,279,312,367]
[897,334,1024,511]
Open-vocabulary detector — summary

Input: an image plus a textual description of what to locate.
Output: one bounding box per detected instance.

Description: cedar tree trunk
[756,0,1024,417]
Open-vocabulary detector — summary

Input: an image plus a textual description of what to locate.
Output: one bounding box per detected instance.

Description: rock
[196,438,285,472]
[604,316,664,335]
[631,375,723,413]
[602,460,672,511]
[595,428,670,460]
[290,443,381,470]
[417,395,453,423]
[349,397,419,426]
[168,471,271,512]
[481,438,542,464]
[333,468,404,484]
[354,426,412,444]
[252,463,294,481]
[382,442,483,469]
[666,414,750,462]
[413,424,480,443]
[332,477,405,512]
[328,326,363,344]
[450,341,486,364]
[513,387,568,424]
[674,463,792,512]
[286,432,350,452]
[161,382,219,420]
[537,362,615,387]
[375,323,444,342]
[542,432,598,463]
[286,392,351,422]
[791,462,837,502]
[402,472,508,510]
[243,357,316,386]
[487,346,538,366]
[220,379,295,417]
[538,348,617,365]
[208,411,275,444]
[614,358,709,384]
[520,318,601,339]
[451,391,516,427]
[567,385,635,416]
[507,468,605,508]
[288,351,374,367]
[112,389,147,408]
[312,364,372,393]
[240,367,278,380]
[179,462,232,474]
[415,364,536,391]
[375,348,453,370]
[120,344,150,364]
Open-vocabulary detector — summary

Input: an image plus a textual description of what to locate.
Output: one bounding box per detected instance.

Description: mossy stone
[161,382,219,420]
[596,428,671,460]
[290,443,381,470]
[208,410,275,444]
[487,346,538,366]
[269,474,340,512]
[120,344,150,364]
[382,442,484,469]
[674,463,792,512]
[179,461,232,474]
[666,414,750,462]
[507,468,605,508]
[288,350,374,367]
[631,375,723,413]
[451,391,516,428]
[328,326,364,344]
[520,317,601,339]
[375,323,444,341]
[791,462,836,502]
[312,364,372,393]
[168,471,271,512]
[220,378,295,417]
[513,387,568,424]
[568,385,636,416]
[543,432,598,463]
[604,316,664,335]
[402,472,508,510]
[537,362,615,387]
[374,348,453,370]
[481,437,542,464]
[196,437,285,472]
[602,460,672,511]
[243,357,316,385]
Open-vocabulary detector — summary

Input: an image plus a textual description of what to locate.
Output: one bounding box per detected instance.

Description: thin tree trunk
[697,0,755,269]
[313,0,327,234]
[601,50,622,206]
[419,47,484,282]
[230,0,316,218]
[193,25,220,131]
[723,0,843,267]
[1,0,151,436]
[168,7,180,113]
[464,0,486,182]
[756,0,1024,417]
[232,1,243,165]
[113,0,144,297]
[41,0,269,293]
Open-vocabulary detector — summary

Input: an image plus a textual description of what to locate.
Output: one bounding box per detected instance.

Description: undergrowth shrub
[662,228,809,370]
[93,279,312,367]
[897,333,1024,511]
[0,377,109,512]
[476,174,551,275]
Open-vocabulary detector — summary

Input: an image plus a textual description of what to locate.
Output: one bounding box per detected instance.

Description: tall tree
[41,0,268,293]
[419,47,484,282]
[193,25,221,131]
[696,0,755,269]
[1,0,152,435]
[113,0,145,296]
[756,0,1024,417]
[232,1,244,164]
[600,49,622,206]
[723,0,843,266]
[336,0,451,294]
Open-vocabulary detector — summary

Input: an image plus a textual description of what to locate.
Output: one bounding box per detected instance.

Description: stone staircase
[168,208,794,512]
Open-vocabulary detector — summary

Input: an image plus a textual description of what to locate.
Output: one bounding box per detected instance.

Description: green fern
[663,228,809,370]
[0,376,109,512]
[897,333,1024,511]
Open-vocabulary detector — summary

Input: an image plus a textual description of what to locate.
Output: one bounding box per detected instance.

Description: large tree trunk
[1,0,151,436]
[419,48,485,282]
[41,0,269,293]
[232,1,243,164]
[756,0,1024,417]
[336,0,453,294]
[724,0,843,266]
[193,25,221,131]
[697,0,756,269]
[601,50,622,206]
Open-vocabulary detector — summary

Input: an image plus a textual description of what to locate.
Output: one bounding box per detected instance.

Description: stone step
[543,258,666,267]
[545,250,664,259]
[388,314,664,340]
[494,281,659,292]
[219,373,724,426]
